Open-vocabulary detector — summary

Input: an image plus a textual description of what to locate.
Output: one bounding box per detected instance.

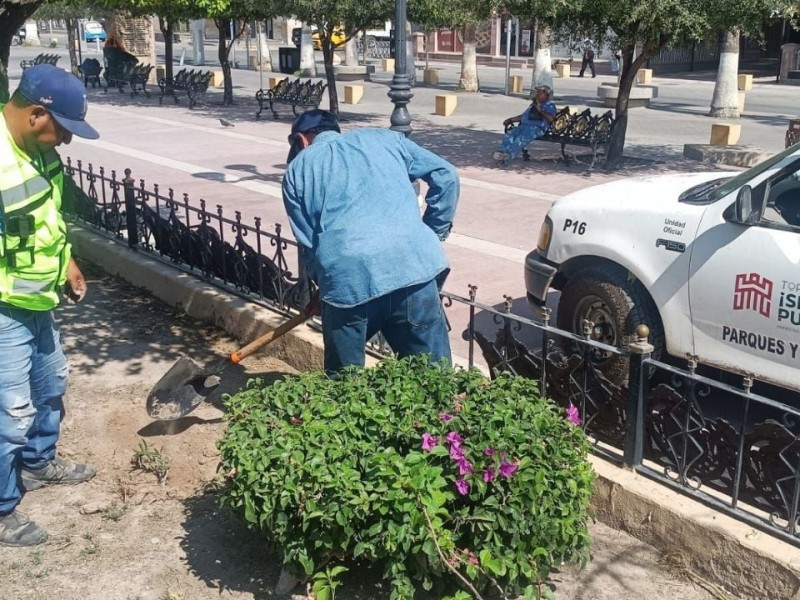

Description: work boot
[21,457,97,491]
[0,510,48,547]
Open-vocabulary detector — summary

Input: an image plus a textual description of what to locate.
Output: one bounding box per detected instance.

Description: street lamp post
[388,0,413,136]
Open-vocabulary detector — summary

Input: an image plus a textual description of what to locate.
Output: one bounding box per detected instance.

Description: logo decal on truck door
[733,273,773,318]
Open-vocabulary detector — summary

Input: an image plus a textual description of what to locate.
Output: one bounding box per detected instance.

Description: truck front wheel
[557,266,665,383]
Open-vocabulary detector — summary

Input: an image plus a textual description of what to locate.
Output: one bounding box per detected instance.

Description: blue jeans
[321,278,451,375]
[0,306,67,515]
[500,123,547,159]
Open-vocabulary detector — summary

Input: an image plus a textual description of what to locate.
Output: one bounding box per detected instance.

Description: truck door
[688,162,800,391]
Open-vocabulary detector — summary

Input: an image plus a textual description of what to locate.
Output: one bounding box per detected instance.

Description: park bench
[103,47,138,93]
[255,78,328,119]
[20,53,60,70]
[503,106,616,172]
[128,64,154,97]
[158,69,213,109]
[78,58,103,88]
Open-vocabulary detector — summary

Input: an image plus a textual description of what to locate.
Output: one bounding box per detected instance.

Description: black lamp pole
[388,0,412,135]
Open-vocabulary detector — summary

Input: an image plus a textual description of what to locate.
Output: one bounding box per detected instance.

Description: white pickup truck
[525,145,800,391]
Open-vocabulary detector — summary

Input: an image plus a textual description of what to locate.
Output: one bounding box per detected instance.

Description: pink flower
[439,412,453,422]
[455,479,470,496]
[499,454,518,479]
[446,431,463,447]
[483,468,496,483]
[450,444,465,461]
[566,403,582,426]
[421,433,438,452]
[457,458,475,476]
[483,447,495,457]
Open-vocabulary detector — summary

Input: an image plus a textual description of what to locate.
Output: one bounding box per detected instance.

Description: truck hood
[553,172,734,213]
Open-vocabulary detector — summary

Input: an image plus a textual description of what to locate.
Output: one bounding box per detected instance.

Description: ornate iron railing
[62,158,310,313]
[440,287,800,547]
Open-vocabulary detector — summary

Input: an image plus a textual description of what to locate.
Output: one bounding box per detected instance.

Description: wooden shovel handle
[230,311,311,364]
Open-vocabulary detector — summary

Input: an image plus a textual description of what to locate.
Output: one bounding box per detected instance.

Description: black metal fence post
[623,324,654,469]
[122,168,138,250]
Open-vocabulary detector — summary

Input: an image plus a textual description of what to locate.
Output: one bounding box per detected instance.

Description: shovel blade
[146,357,220,421]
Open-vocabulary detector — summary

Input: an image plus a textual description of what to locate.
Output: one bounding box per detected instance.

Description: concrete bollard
[509,75,523,93]
[423,68,439,85]
[555,63,570,78]
[382,58,395,72]
[435,94,457,117]
[637,68,653,84]
[737,91,746,114]
[211,71,224,87]
[344,84,364,105]
[738,73,753,91]
[710,123,741,146]
[268,76,284,89]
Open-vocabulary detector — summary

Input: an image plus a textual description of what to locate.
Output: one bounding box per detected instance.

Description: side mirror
[733,185,755,224]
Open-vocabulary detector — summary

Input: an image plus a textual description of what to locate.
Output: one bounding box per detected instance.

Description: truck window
[764,170,800,230]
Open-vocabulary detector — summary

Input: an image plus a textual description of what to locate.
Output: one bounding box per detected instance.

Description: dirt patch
[1,263,722,600]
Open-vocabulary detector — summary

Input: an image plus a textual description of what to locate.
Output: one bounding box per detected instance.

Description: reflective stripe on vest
[0,176,50,211]
[12,277,52,294]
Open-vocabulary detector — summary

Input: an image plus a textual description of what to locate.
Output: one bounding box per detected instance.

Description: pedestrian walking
[282,109,459,376]
[579,38,596,78]
[494,85,557,166]
[0,65,99,547]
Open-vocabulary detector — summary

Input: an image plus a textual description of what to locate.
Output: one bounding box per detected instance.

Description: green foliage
[218,356,594,599]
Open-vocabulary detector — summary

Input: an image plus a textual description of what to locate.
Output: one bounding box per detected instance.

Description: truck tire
[557,266,665,384]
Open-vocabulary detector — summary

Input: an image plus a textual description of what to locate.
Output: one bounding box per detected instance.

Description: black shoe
[0,510,48,547]
[21,458,97,491]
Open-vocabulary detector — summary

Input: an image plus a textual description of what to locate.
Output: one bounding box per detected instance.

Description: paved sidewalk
[7,43,792,359]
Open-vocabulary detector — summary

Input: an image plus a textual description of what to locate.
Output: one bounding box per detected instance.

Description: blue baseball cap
[18,64,99,140]
[290,109,340,137]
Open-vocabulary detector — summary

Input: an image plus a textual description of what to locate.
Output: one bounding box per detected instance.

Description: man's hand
[64,258,87,304]
[303,289,320,318]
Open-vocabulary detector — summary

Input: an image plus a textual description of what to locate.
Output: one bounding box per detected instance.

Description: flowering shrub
[218,356,594,599]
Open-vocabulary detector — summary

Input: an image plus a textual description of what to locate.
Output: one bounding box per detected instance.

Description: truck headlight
[537,217,553,253]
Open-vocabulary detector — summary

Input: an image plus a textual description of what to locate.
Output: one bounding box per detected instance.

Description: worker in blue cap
[0,64,99,547]
[282,109,460,377]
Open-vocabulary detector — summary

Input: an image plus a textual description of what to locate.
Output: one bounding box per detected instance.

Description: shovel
[146,307,315,421]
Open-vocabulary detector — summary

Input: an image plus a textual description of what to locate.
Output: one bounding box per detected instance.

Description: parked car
[84,21,106,42]
[291,26,347,50]
[525,144,800,392]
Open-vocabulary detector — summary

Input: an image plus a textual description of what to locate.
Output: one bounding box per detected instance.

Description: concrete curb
[590,457,800,600]
[70,224,800,600]
[68,224,325,372]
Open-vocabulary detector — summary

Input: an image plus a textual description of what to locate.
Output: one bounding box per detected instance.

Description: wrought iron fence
[62,156,800,547]
[356,38,392,59]
[62,158,310,313]
[441,287,800,548]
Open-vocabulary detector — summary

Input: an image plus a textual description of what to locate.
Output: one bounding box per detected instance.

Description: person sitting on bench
[493,85,557,167]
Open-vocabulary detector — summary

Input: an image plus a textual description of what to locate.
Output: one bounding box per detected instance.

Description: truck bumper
[524,250,558,308]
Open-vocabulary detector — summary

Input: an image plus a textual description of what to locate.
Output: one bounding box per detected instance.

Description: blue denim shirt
[282,129,459,308]
[521,100,557,130]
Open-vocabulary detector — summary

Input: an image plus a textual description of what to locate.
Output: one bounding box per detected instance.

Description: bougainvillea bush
[218,356,594,599]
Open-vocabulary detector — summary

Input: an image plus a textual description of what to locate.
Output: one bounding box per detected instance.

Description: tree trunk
[344,36,358,66]
[322,37,338,114]
[257,22,271,71]
[216,18,234,105]
[0,0,44,102]
[532,25,553,93]
[710,29,740,118]
[66,17,78,75]
[299,24,316,76]
[160,19,174,82]
[457,23,479,92]
[606,45,651,170]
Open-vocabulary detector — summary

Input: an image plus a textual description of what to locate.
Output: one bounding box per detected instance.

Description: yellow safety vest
[0,109,70,311]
